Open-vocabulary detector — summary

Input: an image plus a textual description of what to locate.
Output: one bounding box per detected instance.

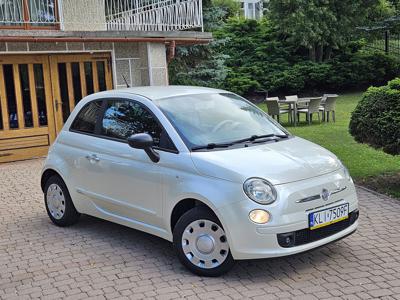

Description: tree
[267,0,382,62]
[168,0,233,88]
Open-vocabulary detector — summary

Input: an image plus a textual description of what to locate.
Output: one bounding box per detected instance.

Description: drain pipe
[167,40,176,63]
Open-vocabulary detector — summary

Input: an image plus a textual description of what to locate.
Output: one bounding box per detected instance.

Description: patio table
[279,98,311,126]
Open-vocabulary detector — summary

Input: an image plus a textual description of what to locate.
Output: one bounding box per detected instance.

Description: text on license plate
[309,203,349,230]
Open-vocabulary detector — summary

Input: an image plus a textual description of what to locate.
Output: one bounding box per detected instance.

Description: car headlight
[343,166,353,183]
[338,160,353,183]
[243,178,277,205]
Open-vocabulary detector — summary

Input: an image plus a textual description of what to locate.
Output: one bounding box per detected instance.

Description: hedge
[349,78,400,155]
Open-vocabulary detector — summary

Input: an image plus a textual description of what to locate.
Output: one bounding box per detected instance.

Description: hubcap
[182,219,229,269]
[46,184,66,220]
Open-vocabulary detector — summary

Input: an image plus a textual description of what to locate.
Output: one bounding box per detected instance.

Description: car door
[80,98,176,228]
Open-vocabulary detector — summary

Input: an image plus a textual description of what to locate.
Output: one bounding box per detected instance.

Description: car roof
[117,85,229,100]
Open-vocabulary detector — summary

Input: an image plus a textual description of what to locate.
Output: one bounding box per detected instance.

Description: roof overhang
[0,30,213,45]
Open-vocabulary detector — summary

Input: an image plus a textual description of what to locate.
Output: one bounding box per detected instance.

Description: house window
[0,0,59,29]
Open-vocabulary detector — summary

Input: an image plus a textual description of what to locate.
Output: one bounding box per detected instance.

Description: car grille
[277,210,359,248]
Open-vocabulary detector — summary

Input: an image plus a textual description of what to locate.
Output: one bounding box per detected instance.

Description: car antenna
[122,74,130,88]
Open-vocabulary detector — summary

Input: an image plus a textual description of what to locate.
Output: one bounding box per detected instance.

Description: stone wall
[0,41,168,87]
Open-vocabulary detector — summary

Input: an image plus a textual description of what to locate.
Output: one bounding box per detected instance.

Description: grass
[258,93,400,198]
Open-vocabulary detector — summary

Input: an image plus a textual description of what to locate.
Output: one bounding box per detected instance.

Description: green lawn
[258,93,400,197]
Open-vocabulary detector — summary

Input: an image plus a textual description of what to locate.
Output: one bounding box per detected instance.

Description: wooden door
[49,53,113,133]
[0,55,56,163]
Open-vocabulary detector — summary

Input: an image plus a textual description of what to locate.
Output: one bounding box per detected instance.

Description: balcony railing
[105,0,203,31]
[0,0,58,28]
[0,0,203,31]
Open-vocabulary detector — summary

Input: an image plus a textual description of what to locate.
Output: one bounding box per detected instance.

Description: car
[41,86,359,276]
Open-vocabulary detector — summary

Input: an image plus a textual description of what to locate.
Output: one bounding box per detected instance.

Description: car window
[101,99,175,151]
[70,100,103,134]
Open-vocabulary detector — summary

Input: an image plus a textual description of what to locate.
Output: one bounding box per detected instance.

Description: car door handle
[85,154,100,162]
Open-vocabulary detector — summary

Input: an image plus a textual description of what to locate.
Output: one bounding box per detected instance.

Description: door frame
[0,54,57,162]
[0,52,114,163]
[49,53,113,133]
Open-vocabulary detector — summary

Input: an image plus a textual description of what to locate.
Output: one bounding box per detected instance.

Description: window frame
[69,98,179,154]
[0,0,60,30]
[69,99,104,136]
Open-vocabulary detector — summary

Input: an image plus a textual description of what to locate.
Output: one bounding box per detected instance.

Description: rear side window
[70,101,103,134]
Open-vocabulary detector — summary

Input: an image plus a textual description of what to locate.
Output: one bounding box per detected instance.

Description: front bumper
[216,170,359,260]
[277,209,359,248]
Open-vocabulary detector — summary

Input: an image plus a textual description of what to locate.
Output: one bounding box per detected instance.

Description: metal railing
[105,0,203,31]
[0,0,203,31]
[358,27,400,56]
[0,0,57,26]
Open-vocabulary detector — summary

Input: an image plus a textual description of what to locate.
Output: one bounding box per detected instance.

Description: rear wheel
[44,175,80,227]
[173,206,235,276]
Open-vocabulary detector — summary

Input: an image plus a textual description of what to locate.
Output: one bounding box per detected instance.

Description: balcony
[0,0,203,31]
[0,0,58,29]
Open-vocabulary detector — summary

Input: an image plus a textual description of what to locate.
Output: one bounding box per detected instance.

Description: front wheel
[173,206,235,276]
[44,175,80,227]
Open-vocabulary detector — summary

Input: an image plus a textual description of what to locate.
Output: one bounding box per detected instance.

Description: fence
[362,30,400,55]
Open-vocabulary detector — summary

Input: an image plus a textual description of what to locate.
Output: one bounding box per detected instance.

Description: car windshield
[153,93,289,150]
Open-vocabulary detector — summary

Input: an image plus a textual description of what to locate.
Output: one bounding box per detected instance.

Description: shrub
[329,51,400,90]
[349,79,400,155]
[225,73,261,95]
[170,17,400,97]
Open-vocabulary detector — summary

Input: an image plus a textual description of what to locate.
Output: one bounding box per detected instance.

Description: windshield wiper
[230,134,289,144]
[191,134,289,151]
[191,142,234,151]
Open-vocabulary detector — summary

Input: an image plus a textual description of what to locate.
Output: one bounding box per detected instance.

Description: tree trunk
[316,44,324,63]
[309,45,316,62]
[324,46,333,61]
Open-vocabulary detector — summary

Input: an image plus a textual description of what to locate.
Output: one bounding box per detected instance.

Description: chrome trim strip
[296,195,320,203]
[305,199,345,212]
[331,186,347,195]
[296,186,347,203]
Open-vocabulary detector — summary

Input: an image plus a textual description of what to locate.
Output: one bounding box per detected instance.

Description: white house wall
[61,0,107,31]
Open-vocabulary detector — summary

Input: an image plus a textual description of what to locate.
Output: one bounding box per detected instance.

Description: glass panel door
[2,64,19,129]
[50,54,113,133]
[0,54,56,163]
[33,64,48,126]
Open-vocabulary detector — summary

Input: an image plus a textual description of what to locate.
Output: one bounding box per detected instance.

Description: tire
[173,206,235,276]
[44,175,80,227]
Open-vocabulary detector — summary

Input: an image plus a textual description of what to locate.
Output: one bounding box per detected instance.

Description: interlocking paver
[1,158,400,299]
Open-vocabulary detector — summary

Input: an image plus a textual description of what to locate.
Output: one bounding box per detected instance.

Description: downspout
[167,40,176,64]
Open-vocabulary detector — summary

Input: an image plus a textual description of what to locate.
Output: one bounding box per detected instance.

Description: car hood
[190,137,341,185]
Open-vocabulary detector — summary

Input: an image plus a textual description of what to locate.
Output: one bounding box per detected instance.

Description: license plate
[309,203,349,230]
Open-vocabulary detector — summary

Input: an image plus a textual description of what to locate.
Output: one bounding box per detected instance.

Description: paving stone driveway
[1,159,400,300]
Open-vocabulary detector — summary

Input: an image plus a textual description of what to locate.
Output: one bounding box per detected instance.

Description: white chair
[297,97,322,125]
[266,97,291,123]
[319,95,338,122]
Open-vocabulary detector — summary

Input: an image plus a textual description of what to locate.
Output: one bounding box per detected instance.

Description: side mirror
[127,133,160,163]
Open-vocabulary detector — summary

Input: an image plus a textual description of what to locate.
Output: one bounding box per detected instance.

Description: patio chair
[319,95,337,122]
[321,94,328,103]
[266,98,291,123]
[287,95,308,110]
[297,97,322,125]
[285,95,298,102]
